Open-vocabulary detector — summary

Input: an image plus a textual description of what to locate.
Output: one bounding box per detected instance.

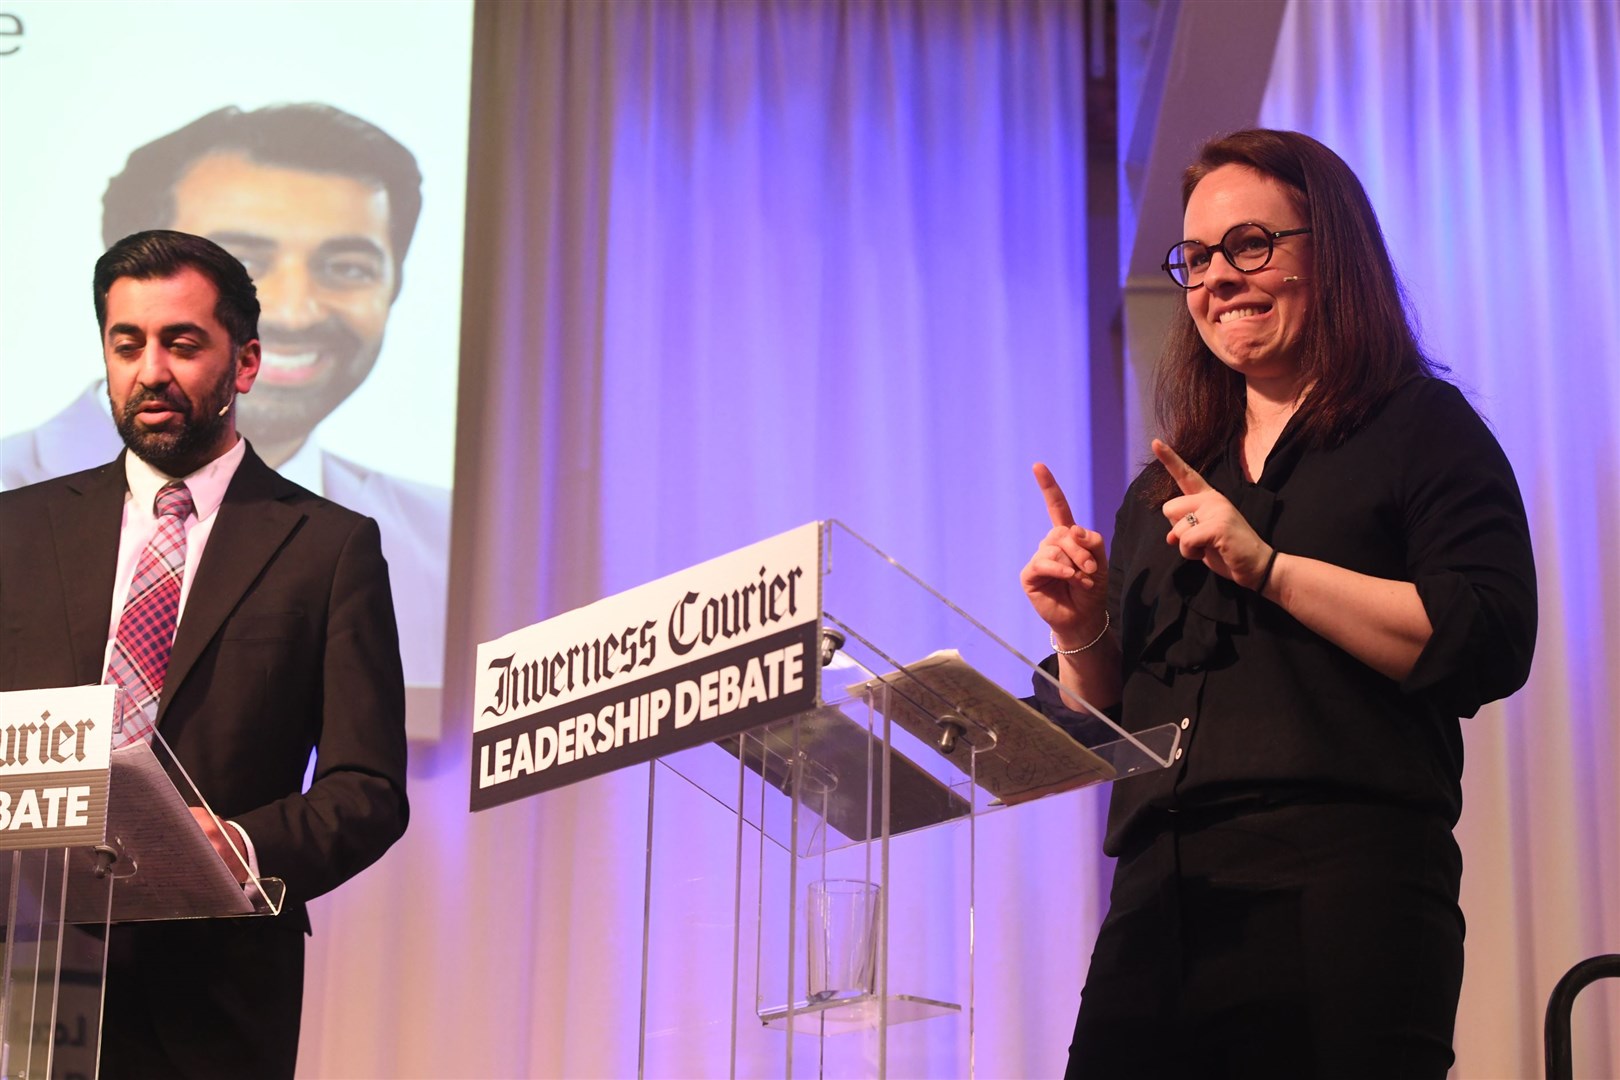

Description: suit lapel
[160,447,306,718]
[46,459,129,685]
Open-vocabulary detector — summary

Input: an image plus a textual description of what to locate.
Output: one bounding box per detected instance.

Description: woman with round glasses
[1021,129,1536,1078]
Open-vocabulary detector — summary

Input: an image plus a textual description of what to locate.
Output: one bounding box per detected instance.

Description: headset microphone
[218,397,233,417]
[1282,276,1305,283]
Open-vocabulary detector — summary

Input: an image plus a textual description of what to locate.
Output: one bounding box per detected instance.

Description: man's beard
[112,365,236,477]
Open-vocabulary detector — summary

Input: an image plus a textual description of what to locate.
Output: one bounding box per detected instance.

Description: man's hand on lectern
[190,805,252,884]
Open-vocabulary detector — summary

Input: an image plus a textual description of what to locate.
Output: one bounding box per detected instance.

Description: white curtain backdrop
[291,1,1619,1077]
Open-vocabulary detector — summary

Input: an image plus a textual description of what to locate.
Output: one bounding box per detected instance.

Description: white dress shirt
[105,436,246,643]
[104,436,259,874]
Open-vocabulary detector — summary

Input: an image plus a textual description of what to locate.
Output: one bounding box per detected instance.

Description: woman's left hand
[1153,439,1273,592]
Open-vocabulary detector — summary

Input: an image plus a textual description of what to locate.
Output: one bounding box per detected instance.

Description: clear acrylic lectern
[636,521,1179,1078]
[0,685,285,1080]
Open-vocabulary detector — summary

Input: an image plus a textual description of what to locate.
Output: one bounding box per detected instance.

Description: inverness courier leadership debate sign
[471,526,822,811]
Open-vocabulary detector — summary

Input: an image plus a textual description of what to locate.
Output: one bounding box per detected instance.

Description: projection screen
[0,0,474,739]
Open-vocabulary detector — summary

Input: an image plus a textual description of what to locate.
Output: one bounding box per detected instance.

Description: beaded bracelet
[1050,611,1110,656]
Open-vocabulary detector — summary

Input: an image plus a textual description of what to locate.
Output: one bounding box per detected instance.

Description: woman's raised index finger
[1033,462,1076,528]
[1151,439,1209,494]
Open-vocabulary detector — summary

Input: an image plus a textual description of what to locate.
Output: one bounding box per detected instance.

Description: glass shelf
[759,992,962,1035]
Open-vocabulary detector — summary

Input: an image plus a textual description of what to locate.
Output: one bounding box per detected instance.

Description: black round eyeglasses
[1162,222,1311,290]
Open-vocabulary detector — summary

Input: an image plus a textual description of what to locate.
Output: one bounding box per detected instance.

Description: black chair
[1544,953,1620,1080]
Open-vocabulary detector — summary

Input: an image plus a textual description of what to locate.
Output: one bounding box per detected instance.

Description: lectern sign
[0,685,114,850]
[471,524,822,811]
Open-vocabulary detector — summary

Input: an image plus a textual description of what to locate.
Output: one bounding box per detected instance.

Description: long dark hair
[1145,129,1442,502]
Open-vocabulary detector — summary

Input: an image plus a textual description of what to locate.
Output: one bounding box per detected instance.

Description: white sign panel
[471,524,822,810]
[0,685,115,849]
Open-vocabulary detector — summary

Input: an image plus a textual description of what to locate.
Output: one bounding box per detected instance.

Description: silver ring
[1186,513,1199,527]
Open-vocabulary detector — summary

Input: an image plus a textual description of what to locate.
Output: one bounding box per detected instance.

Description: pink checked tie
[106,482,194,747]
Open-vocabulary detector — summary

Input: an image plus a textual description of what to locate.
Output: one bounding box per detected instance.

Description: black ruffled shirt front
[1037,376,1537,857]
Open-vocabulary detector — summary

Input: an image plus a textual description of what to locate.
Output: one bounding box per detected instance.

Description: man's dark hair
[94,230,261,351]
[1145,128,1444,503]
[101,103,423,295]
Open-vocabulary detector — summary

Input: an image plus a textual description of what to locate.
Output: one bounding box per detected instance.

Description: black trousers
[1067,802,1465,1080]
[100,917,306,1080]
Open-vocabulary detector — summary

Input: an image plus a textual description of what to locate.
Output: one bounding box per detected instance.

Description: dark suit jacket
[1,382,449,727]
[0,445,409,1078]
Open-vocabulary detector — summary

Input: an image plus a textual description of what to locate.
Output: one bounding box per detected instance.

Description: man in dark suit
[0,230,409,1077]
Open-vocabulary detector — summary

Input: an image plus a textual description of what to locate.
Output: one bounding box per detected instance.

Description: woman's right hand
[1020,463,1111,649]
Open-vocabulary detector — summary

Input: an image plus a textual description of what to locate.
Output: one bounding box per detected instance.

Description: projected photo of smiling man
[0,104,450,733]
[1,103,424,481]
[108,104,421,468]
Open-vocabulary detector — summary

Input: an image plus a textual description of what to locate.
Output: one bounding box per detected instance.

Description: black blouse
[1039,376,1537,857]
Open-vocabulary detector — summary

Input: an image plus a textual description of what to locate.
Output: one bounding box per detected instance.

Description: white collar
[123,436,248,522]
